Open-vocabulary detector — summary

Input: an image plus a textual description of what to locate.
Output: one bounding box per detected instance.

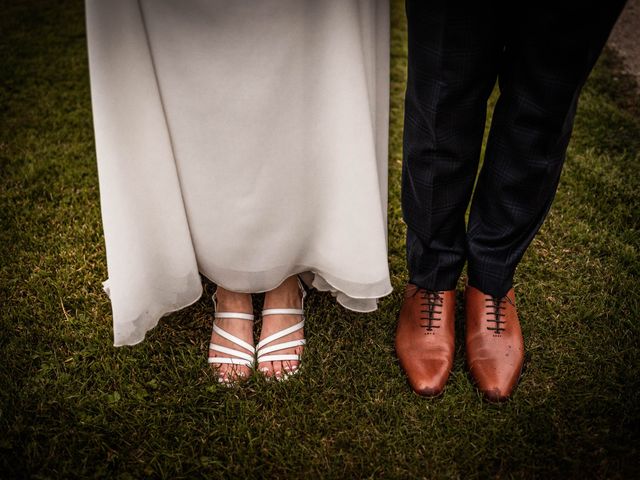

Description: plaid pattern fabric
[402,0,626,297]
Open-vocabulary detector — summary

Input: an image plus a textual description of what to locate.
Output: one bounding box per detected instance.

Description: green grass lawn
[1,1,639,478]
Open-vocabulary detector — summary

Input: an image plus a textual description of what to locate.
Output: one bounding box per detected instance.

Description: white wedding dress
[86,0,391,346]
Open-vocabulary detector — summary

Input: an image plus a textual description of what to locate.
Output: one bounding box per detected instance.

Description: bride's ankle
[264,277,302,308]
[215,287,253,312]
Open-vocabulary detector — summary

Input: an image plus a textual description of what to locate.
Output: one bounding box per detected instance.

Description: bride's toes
[220,364,250,384]
[230,366,249,382]
[258,360,280,380]
[282,363,296,379]
[258,363,272,379]
[212,363,230,383]
[218,369,232,384]
[272,360,284,380]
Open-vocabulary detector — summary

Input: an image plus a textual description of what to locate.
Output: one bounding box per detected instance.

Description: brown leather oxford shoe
[395,284,456,397]
[465,285,525,402]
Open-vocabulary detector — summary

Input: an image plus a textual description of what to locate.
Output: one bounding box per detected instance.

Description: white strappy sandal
[208,290,255,384]
[256,277,307,380]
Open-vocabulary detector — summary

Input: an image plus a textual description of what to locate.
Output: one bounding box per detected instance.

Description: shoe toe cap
[480,386,509,402]
[412,382,444,398]
[405,358,451,397]
[470,359,520,401]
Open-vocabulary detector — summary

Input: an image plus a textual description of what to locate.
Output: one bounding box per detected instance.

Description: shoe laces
[484,295,513,334]
[417,289,444,332]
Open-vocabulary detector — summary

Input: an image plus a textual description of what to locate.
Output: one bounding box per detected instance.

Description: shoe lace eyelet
[418,290,444,332]
[484,295,513,334]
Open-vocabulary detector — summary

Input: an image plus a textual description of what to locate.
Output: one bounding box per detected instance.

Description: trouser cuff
[466,258,514,298]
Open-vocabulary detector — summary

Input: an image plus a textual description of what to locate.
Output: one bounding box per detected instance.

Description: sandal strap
[257,339,306,356]
[256,320,304,350]
[257,339,306,357]
[207,357,253,367]
[296,276,307,303]
[262,308,304,316]
[209,343,255,363]
[214,312,254,321]
[212,323,255,354]
[257,353,301,363]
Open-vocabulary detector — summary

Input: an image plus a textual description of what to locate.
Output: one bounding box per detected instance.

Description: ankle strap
[212,290,254,320]
[262,308,303,316]
[214,312,254,321]
[260,276,307,317]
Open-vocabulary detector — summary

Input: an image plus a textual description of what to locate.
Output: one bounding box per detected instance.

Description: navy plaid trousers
[402,0,626,297]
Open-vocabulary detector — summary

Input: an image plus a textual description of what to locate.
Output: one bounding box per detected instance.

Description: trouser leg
[402,0,502,290]
[466,1,626,297]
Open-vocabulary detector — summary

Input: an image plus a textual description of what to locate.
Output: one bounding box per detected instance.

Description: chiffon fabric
[86,0,392,346]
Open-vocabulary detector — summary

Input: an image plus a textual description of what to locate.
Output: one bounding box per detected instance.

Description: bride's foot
[208,287,255,384]
[258,276,306,380]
